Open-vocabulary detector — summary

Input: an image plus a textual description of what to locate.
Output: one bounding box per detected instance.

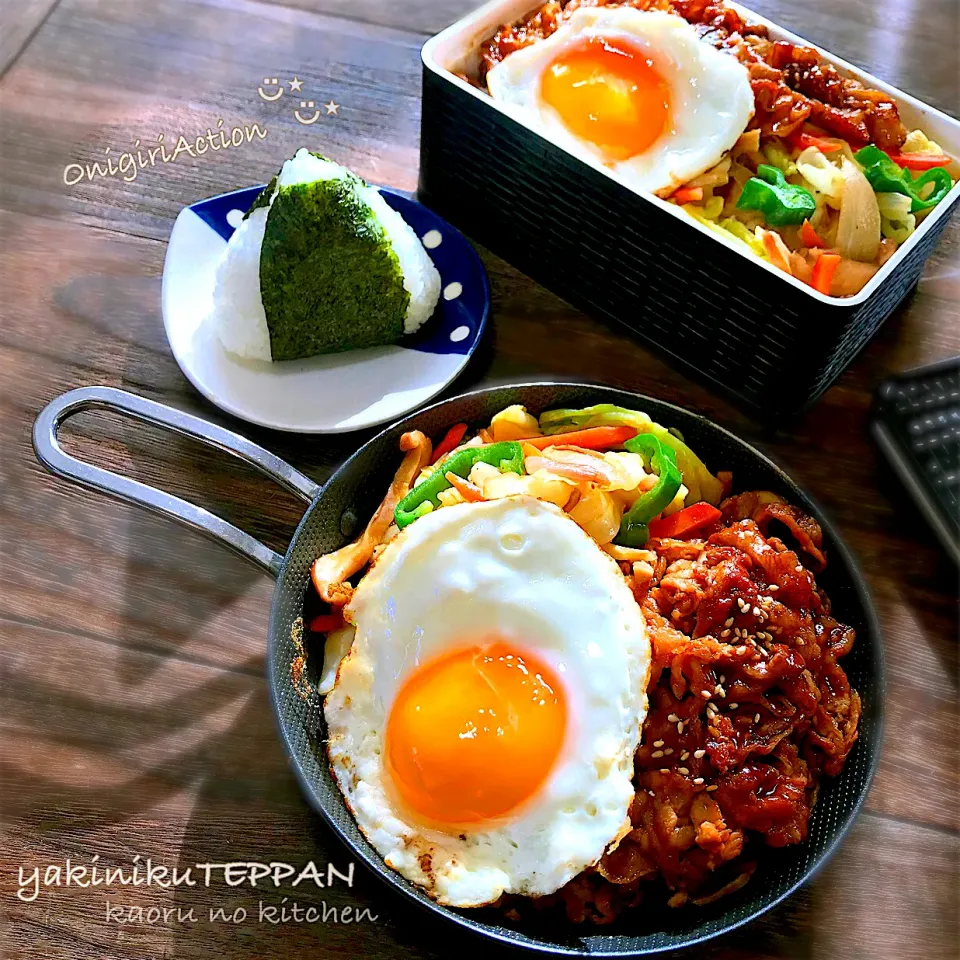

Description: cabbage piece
[683,204,766,258]
[796,147,844,204]
[763,141,798,177]
[691,196,724,220]
[568,490,621,544]
[490,404,541,441]
[877,192,916,244]
[601,451,651,492]
[901,128,945,156]
[473,467,574,508]
[719,218,766,257]
[538,404,723,506]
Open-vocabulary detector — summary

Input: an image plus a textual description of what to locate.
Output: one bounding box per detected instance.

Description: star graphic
[289,76,303,92]
[324,100,340,116]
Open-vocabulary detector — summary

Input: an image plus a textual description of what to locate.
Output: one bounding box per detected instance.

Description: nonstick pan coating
[266,382,884,956]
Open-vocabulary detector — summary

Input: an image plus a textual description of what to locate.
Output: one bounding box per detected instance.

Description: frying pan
[33,382,883,956]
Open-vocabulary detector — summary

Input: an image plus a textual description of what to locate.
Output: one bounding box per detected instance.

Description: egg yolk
[540,36,670,162]
[384,641,567,827]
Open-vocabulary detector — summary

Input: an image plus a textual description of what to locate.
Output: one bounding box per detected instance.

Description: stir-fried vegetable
[800,219,825,248]
[648,502,722,540]
[795,147,844,203]
[616,435,683,547]
[671,185,704,204]
[854,145,953,212]
[736,165,816,226]
[523,426,636,451]
[668,121,952,298]
[811,253,841,295]
[885,152,953,172]
[757,227,793,274]
[761,141,798,177]
[569,489,621,545]
[683,203,766,258]
[900,129,945,156]
[312,430,432,604]
[430,422,467,464]
[309,612,345,633]
[395,441,524,528]
[835,159,881,262]
[790,127,845,154]
[489,404,540,441]
[538,404,723,506]
[877,192,916,244]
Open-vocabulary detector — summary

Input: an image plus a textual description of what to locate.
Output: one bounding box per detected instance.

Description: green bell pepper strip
[616,434,683,547]
[394,441,524,529]
[853,145,952,213]
[736,164,816,226]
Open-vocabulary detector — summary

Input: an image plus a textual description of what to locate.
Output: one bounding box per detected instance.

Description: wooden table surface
[1,1,958,958]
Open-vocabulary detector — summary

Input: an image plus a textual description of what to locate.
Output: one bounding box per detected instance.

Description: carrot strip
[811,253,841,295]
[523,426,637,451]
[800,219,825,248]
[430,423,468,464]
[758,228,793,275]
[309,613,344,634]
[885,152,952,171]
[444,471,485,502]
[790,125,846,153]
[672,186,704,204]
[648,503,722,540]
[794,132,844,153]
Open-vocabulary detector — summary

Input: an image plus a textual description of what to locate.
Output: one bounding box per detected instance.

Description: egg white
[486,6,755,196]
[323,497,651,907]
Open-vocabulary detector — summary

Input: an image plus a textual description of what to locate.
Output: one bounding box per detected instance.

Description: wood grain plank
[257,0,487,35]
[2,621,957,960]
[0,0,61,76]
[2,0,957,245]
[0,0,424,239]
[1,1,959,957]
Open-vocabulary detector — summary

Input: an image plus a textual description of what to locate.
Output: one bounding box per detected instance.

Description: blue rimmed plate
[162,184,489,433]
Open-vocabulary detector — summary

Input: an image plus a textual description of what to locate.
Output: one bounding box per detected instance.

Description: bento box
[418,0,960,420]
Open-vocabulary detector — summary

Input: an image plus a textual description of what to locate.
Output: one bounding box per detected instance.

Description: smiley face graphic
[258,78,284,101]
[294,100,321,124]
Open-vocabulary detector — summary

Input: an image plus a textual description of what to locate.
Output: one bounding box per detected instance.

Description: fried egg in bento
[323,497,651,907]
[486,6,754,196]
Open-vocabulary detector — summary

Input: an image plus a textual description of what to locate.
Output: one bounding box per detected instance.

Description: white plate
[162,184,489,433]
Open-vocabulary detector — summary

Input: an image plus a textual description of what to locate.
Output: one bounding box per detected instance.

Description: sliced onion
[835,159,881,263]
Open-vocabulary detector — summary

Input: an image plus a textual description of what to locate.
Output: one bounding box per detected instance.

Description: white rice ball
[208,149,441,362]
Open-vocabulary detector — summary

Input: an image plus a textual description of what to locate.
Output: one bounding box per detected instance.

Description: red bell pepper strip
[800,219,825,248]
[884,152,953,171]
[792,130,844,154]
[309,612,344,634]
[648,502,722,540]
[430,422,468,464]
[672,186,704,204]
[811,253,841,295]
[525,426,637,451]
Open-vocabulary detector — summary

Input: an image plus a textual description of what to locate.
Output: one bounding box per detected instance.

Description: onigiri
[209,149,441,362]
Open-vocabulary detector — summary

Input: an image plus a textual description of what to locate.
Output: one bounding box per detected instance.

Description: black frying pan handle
[32,386,321,578]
